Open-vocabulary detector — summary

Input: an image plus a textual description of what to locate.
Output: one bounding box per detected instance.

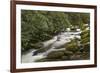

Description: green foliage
[80,24,90,45]
[67,13,90,29]
[21,10,90,51]
[68,13,81,27]
[80,13,90,24]
[80,22,90,54]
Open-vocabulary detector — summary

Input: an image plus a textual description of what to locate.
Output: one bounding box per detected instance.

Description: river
[22,31,81,63]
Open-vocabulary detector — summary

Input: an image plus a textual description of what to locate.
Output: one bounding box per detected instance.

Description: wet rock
[32,50,38,56]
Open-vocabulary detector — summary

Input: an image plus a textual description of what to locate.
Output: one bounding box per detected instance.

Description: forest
[21,10,90,62]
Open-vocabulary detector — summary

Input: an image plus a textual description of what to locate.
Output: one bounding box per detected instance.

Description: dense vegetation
[21,10,90,61]
[21,10,89,49]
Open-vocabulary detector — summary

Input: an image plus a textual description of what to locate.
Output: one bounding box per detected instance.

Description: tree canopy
[21,10,90,51]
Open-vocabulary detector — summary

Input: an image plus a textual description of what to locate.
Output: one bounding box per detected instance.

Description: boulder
[70,55,81,60]
[61,56,69,60]
[46,51,65,59]
[64,51,73,56]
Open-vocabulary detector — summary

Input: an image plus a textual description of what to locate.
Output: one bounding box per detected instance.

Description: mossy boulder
[61,56,69,60]
[30,42,43,49]
[64,51,73,56]
[64,39,80,53]
[65,44,79,53]
[75,51,81,55]
[70,55,81,60]
[35,58,48,62]
[46,51,65,59]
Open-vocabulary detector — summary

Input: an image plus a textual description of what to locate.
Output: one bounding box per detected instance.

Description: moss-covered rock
[75,51,81,55]
[61,56,69,60]
[64,39,80,53]
[30,42,44,49]
[64,51,73,56]
[81,52,90,59]
[46,51,65,59]
[65,45,79,53]
[70,55,81,60]
[35,58,48,62]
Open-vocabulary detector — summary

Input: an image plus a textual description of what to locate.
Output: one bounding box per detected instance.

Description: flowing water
[22,31,81,63]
